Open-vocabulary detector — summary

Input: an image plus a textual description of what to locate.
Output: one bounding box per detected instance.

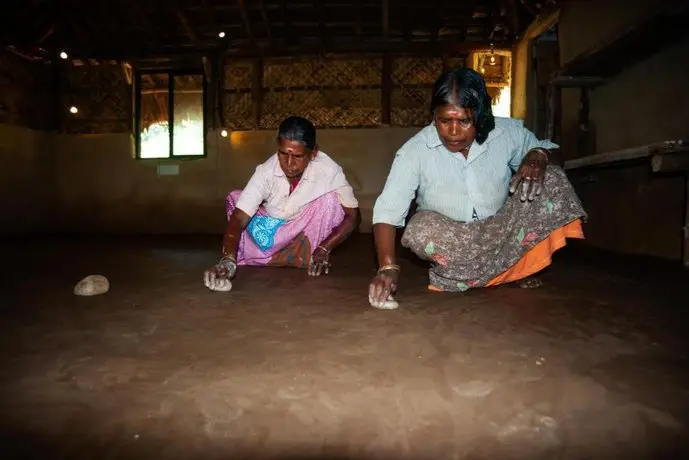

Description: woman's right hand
[368,268,400,309]
[203,258,237,292]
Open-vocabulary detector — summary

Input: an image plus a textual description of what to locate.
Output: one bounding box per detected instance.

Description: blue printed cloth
[246,215,286,251]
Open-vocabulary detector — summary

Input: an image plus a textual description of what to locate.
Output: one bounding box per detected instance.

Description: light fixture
[488,42,496,66]
[69,106,78,114]
[220,129,228,137]
[218,31,226,38]
[59,51,68,59]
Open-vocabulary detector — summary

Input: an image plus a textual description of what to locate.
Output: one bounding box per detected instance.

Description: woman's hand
[203,257,237,292]
[308,246,331,276]
[510,148,549,201]
[368,268,400,309]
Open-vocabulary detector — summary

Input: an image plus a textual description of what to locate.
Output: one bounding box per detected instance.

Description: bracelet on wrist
[377,264,401,274]
[530,148,550,160]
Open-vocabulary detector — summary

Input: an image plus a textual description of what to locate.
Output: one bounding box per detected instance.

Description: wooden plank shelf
[564,140,689,171]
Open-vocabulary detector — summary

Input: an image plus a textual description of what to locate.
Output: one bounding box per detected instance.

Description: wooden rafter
[129,0,161,45]
[519,0,539,17]
[486,0,502,41]
[381,0,389,39]
[35,22,56,45]
[317,0,326,46]
[280,0,295,45]
[501,0,519,37]
[200,0,220,37]
[432,0,442,42]
[403,3,412,43]
[458,0,477,42]
[259,0,272,39]
[176,8,201,47]
[237,0,255,45]
[355,0,363,39]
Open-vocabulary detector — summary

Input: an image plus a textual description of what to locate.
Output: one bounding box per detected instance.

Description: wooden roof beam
[381,0,389,39]
[355,0,363,39]
[458,0,477,42]
[317,0,326,47]
[259,0,272,39]
[176,8,201,47]
[201,0,221,38]
[501,0,519,37]
[482,0,501,41]
[432,0,442,42]
[129,0,162,45]
[63,39,494,61]
[237,0,255,46]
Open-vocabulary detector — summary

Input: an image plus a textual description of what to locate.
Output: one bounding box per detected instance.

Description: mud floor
[1,234,688,460]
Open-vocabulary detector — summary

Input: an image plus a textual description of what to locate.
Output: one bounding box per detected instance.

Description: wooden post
[51,60,62,132]
[381,53,392,125]
[577,87,592,156]
[252,58,263,129]
[218,56,226,130]
[649,150,689,267]
[545,82,561,142]
[684,174,689,267]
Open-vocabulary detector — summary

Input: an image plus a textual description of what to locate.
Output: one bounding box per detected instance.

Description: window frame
[134,68,208,160]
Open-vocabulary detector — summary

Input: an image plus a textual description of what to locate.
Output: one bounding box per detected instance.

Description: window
[134,71,207,159]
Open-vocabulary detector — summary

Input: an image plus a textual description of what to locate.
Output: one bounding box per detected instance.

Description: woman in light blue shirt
[368,68,587,309]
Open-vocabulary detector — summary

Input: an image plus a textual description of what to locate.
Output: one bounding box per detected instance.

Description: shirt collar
[425,122,444,149]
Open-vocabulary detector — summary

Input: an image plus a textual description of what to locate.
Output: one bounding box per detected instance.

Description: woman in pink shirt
[204,117,360,292]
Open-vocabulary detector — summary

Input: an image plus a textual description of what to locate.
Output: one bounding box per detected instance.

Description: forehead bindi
[437,105,471,120]
[278,139,307,155]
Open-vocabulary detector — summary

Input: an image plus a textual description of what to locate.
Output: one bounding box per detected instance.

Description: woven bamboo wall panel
[260,88,381,128]
[391,87,432,126]
[62,64,131,134]
[0,50,52,130]
[445,56,467,71]
[392,57,443,85]
[223,60,254,89]
[390,57,442,126]
[263,58,381,88]
[223,91,253,130]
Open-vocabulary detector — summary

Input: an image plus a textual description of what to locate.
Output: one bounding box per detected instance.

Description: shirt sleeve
[235,166,269,217]
[335,185,359,208]
[372,149,420,227]
[509,121,560,171]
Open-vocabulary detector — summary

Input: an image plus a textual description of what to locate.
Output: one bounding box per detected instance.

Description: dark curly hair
[430,67,495,145]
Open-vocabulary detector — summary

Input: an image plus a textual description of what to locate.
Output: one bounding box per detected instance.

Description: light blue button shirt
[372,117,559,227]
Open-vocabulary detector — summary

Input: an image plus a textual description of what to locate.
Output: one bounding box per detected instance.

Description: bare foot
[517,277,544,289]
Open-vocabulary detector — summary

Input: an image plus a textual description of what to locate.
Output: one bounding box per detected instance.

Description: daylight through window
[137,72,205,159]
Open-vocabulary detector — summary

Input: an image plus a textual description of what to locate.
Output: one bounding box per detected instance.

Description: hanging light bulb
[59,51,68,59]
[220,129,228,137]
[69,106,78,114]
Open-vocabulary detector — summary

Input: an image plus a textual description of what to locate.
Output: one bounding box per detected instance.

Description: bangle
[530,148,550,160]
[220,255,236,264]
[316,245,331,254]
[377,264,401,274]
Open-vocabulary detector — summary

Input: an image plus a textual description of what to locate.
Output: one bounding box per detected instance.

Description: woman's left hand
[308,246,331,276]
[509,149,549,201]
